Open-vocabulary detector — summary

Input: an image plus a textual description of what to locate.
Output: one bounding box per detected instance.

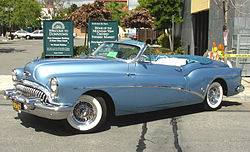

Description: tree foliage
[138,0,183,30]
[121,8,154,28]
[13,0,41,27]
[65,1,112,29]
[0,0,41,28]
[53,4,78,20]
[105,0,128,25]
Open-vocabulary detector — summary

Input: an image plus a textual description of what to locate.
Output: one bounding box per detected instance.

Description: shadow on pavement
[0,42,13,45]
[222,100,242,107]
[16,101,242,136]
[0,48,25,53]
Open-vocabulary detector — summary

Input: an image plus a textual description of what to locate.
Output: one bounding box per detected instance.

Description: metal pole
[172,15,174,52]
[0,18,3,37]
[8,9,11,29]
[223,0,229,63]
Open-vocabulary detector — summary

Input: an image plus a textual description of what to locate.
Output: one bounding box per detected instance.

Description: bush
[157,34,183,51]
[174,46,185,55]
[74,45,89,56]
[158,34,169,48]
[41,46,89,58]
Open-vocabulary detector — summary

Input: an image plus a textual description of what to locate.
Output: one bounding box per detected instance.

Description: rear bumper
[236,85,245,93]
[3,89,72,120]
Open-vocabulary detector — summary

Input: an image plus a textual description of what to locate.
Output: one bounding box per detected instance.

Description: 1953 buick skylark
[4,40,244,133]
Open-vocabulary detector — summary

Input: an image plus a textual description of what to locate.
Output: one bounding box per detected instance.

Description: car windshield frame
[91,42,146,62]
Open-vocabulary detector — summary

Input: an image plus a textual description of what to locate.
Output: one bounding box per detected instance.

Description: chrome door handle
[127,73,136,76]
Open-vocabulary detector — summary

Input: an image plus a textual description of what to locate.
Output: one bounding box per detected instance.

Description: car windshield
[92,42,141,60]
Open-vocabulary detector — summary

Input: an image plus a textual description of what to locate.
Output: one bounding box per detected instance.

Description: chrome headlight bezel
[11,69,18,81]
[50,77,58,98]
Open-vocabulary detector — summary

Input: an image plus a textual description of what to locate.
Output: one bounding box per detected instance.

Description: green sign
[43,20,73,57]
[88,21,118,53]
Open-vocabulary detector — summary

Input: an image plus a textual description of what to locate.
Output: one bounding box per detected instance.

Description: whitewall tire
[67,94,107,132]
[204,82,223,110]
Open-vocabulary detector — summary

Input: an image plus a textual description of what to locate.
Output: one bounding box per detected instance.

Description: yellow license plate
[13,102,21,111]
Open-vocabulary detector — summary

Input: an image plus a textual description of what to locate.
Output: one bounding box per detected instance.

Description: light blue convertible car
[4,40,244,132]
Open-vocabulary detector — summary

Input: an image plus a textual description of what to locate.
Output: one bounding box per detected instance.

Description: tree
[0,0,8,28]
[53,4,78,20]
[12,0,41,28]
[66,0,112,45]
[138,0,183,51]
[40,0,70,11]
[66,1,111,28]
[121,8,154,28]
[105,0,128,25]
[0,0,41,29]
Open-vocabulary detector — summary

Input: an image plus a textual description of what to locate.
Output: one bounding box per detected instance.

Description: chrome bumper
[236,85,245,93]
[3,89,72,120]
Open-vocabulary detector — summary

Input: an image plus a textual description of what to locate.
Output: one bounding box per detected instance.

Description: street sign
[88,21,118,53]
[43,20,73,57]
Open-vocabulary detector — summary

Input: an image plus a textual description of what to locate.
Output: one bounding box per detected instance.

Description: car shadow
[221,100,242,107]
[17,101,242,136]
[0,48,25,53]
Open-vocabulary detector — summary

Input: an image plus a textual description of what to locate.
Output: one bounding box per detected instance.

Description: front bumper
[3,89,72,120]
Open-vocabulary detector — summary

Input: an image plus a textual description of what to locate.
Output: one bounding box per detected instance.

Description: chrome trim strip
[74,85,204,99]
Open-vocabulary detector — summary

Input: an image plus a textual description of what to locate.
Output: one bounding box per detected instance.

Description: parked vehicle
[5,31,15,40]
[128,28,137,40]
[4,40,244,133]
[26,30,43,39]
[12,30,30,39]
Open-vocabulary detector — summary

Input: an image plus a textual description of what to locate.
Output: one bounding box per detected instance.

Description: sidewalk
[0,36,7,42]
[0,75,14,91]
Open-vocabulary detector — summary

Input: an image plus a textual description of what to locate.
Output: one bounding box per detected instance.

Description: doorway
[193,11,209,56]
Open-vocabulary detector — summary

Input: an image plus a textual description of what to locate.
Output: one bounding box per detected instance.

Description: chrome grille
[16,84,49,103]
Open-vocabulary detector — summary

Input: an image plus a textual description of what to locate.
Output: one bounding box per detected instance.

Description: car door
[131,50,187,110]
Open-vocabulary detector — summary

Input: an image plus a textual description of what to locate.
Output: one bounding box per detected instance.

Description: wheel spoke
[73,101,97,124]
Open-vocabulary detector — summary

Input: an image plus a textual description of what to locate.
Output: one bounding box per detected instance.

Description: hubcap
[208,85,221,106]
[73,101,97,124]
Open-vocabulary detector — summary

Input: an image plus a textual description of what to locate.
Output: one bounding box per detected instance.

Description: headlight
[50,77,58,98]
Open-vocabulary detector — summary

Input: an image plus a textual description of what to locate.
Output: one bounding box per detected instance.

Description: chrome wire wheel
[204,82,223,110]
[67,94,107,132]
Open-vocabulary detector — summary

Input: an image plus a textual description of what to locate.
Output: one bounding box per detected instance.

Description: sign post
[43,20,74,57]
[88,21,118,54]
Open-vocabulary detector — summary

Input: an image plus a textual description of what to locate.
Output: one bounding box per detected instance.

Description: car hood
[24,57,127,85]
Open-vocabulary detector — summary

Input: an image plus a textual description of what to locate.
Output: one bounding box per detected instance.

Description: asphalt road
[1,38,250,152]
[0,37,85,75]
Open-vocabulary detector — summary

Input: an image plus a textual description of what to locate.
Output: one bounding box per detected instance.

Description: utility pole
[222,0,229,63]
